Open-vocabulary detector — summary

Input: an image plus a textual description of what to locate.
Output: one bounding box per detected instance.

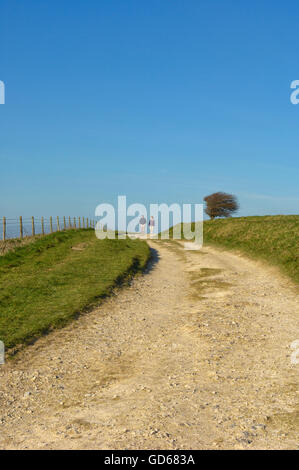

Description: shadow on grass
[144,247,160,275]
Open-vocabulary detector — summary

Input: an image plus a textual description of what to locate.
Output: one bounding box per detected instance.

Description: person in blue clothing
[148,216,155,235]
[139,215,146,234]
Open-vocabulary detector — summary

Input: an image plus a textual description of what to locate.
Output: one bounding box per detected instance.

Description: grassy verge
[0,234,44,256]
[0,229,150,351]
[168,215,299,285]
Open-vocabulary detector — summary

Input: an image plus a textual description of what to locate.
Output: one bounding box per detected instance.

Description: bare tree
[204,192,239,220]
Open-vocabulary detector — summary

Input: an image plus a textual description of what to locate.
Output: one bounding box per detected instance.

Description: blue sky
[1,0,298,219]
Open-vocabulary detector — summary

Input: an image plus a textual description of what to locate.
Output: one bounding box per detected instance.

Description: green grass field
[170,215,299,284]
[0,229,150,351]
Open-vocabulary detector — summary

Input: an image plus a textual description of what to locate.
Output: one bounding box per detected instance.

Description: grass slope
[0,229,150,351]
[170,215,299,284]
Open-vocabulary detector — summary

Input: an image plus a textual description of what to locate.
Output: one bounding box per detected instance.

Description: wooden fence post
[2,217,6,241]
[32,216,35,236]
[63,216,66,231]
[79,217,81,229]
[73,217,76,228]
[20,216,23,239]
[87,218,89,228]
[69,216,71,229]
[57,216,60,232]
[83,217,85,229]
[50,216,53,233]
[41,217,45,235]
[2,216,6,241]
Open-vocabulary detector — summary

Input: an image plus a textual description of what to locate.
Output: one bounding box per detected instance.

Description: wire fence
[0,216,96,241]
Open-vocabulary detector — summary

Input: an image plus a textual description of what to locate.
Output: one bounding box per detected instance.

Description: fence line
[0,216,96,241]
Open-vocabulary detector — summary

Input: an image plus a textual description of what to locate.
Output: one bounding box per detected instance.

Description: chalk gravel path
[0,241,298,449]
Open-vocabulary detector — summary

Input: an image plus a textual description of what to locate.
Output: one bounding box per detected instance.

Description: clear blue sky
[1,0,298,219]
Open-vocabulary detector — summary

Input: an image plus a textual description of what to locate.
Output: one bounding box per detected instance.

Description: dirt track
[0,241,298,449]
